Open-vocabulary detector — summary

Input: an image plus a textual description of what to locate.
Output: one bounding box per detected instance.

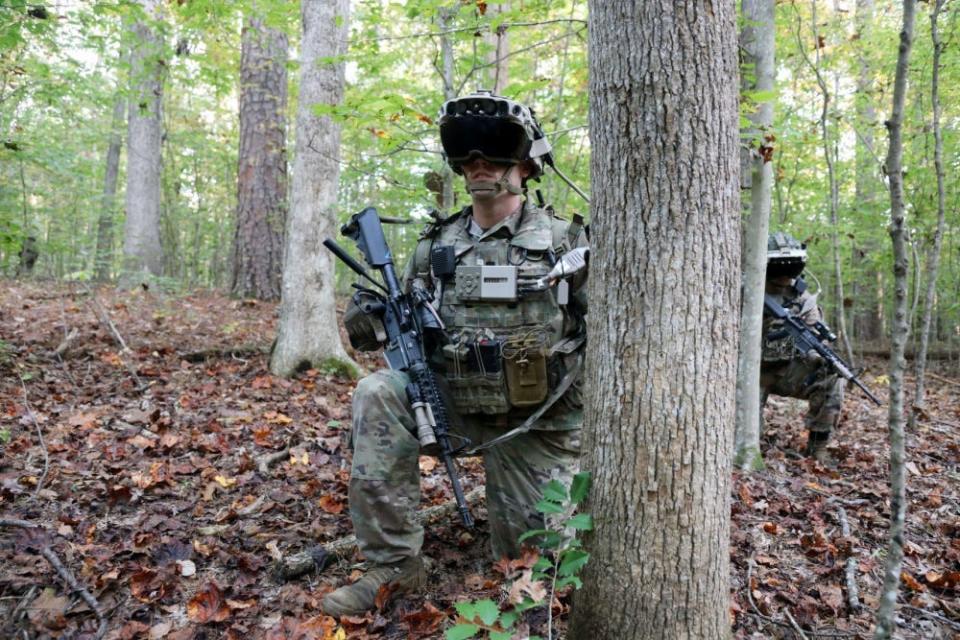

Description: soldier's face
[461,158,531,189]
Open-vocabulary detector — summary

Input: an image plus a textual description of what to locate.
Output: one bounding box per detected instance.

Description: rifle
[764,294,882,406]
[323,207,474,528]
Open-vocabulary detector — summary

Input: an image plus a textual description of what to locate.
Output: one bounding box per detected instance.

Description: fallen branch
[783,608,809,640]
[18,375,49,500]
[53,327,79,358]
[79,283,145,391]
[902,605,960,632]
[0,518,107,639]
[275,485,484,580]
[178,346,268,363]
[257,444,293,475]
[834,506,861,613]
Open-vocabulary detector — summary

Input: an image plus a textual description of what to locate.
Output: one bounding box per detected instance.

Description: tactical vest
[762,286,819,363]
[408,203,585,417]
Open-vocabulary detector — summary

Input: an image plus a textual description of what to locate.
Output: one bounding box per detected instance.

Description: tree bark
[270,0,354,377]
[910,0,947,421]
[734,0,775,472]
[232,15,288,301]
[874,2,916,638]
[852,0,883,347]
[571,1,739,637]
[120,0,165,288]
[95,90,125,282]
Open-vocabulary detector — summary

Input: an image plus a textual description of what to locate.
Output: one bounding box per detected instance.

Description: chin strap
[465,164,523,198]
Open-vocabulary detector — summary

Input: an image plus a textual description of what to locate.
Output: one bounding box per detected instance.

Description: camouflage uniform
[760,281,845,436]
[348,201,588,563]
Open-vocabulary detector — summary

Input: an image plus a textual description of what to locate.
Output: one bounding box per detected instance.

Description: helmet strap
[465,164,523,199]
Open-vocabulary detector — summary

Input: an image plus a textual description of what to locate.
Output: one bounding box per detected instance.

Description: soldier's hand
[804,349,824,364]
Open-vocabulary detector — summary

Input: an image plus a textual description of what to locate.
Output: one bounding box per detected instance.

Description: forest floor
[0,280,957,640]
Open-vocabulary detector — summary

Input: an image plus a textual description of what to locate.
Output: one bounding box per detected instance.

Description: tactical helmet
[766,232,807,279]
[438,90,553,180]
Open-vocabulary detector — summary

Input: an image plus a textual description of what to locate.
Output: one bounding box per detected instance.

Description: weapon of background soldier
[763,294,882,406]
[323,207,475,528]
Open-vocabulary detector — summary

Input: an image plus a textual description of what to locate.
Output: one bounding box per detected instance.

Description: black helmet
[766,232,807,279]
[438,90,552,180]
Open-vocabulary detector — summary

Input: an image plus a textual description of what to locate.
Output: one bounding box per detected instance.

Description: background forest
[2,2,959,639]
[1,0,956,359]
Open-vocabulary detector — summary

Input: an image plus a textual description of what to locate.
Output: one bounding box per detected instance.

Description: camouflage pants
[349,369,581,565]
[760,358,845,434]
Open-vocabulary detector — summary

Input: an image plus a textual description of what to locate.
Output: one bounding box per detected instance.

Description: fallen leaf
[507,569,548,605]
[901,572,925,592]
[187,582,231,623]
[214,474,236,488]
[27,588,69,630]
[319,494,345,514]
[149,621,173,639]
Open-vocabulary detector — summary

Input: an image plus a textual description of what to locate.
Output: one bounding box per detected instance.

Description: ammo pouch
[440,330,551,415]
[441,340,510,415]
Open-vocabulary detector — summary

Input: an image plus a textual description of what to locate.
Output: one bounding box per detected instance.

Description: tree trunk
[270,0,354,378]
[874,2,916,638]
[852,0,882,348]
[734,0,775,472]
[485,3,509,94]
[437,6,458,212]
[910,0,947,422]
[232,15,288,301]
[95,92,125,282]
[571,0,739,637]
[120,0,164,288]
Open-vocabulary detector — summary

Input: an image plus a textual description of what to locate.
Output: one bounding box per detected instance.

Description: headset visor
[440,117,531,167]
[766,257,806,280]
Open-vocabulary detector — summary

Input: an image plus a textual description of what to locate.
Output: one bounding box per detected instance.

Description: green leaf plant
[446,472,592,640]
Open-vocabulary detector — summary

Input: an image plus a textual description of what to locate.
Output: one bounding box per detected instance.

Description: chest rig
[762,281,817,363]
[410,204,581,417]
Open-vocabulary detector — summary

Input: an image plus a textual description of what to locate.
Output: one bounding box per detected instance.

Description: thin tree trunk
[486,3,509,94]
[270,0,355,377]
[853,0,882,347]
[95,92,125,282]
[734,0,775,471]
[571,0,739,636]
[232,15,288,301]
[437,7,457,212]
[120,0,164,287]
[874,2,916,638]
[808,0,855,365]
[910,0,947,422]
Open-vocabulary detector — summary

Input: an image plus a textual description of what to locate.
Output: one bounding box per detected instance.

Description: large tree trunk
[120,0,164,288]
[571,0,739,637]
[270,0,354,377]
[95,92,125,282]
[874,2,916,638]
[910,0,947,421]
[232,15,288,301]
[734,0,775,472]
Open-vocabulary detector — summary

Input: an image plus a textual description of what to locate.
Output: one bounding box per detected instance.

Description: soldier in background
[16,236,38,276]
[321,92,589,617]
[761,232,845,462]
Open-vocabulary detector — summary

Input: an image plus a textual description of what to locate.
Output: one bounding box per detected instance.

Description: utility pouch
[441,341,510,415]
[502,331,549,407]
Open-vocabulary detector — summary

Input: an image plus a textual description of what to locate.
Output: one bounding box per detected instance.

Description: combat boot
[321,556,426,617]
[804,431,831,463]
